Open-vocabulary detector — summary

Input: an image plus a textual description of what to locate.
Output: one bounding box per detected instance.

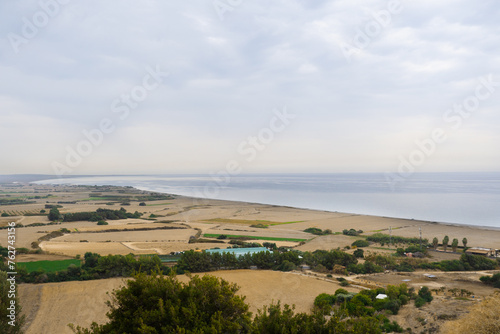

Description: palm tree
[443,236,449,252]
[432,237,439,250]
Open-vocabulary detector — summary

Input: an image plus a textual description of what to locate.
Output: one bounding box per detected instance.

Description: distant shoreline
[30,178,500,234]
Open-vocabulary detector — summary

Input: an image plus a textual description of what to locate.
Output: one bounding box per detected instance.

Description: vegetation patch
[304,227,332,235]
[18,259,81,273]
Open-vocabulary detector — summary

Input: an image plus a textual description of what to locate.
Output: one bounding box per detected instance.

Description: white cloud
[0,0,499,175]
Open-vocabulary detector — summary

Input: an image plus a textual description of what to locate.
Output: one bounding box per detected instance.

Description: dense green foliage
[351,240,370,248]
[420,253,499,271]
[480,273,500,288]
[18,259,81,273]
[415,286,433,308]
[303,227,332,235]
[63,207,142,222]
[177,249,358,273]
[343,229,363,236]
[48,207,62,221]
[17,252,164,283]
[366,233,428,245]
[353,249,364,258]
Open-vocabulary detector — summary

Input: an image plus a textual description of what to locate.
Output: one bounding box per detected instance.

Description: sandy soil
[19,278,127,334]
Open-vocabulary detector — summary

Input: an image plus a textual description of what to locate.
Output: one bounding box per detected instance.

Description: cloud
[0,0,499,175]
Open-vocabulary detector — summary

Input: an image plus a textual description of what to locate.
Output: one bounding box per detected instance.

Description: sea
[35,173,500,228]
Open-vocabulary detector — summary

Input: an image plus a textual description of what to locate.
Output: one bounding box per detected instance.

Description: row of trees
[177,249,359,274]
[48,207,143,222]
[17,252,165,284]
[431,236,468,252]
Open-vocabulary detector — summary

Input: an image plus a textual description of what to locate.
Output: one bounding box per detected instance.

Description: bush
[353,249,364,258]
[48,207,61,221]
[97,220,108,225]
[479,273,500,288]
[0,213,8,217]
[343,229,362,236]
[314,293,336,309]
[351,240,370,248]
[303,227,331,235]
[139,202,146,206]
[415,296,426,308]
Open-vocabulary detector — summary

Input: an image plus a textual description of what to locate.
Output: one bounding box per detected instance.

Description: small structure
[376,294,388,300]
[465,247,494,257]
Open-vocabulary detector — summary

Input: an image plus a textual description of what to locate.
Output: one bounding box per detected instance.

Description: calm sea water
[36,173,500,228]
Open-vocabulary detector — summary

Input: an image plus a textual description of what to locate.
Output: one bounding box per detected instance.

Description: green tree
[462,237,468,249]
[442,236,449,252]
[48,207,61,221]
[451,238,459,252]
[432,237,439,250]
[1,271,25,333]
[69,272,252,334]
[353,249,364,258]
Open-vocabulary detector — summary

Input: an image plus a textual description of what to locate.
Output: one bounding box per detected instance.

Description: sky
[1,0,499,176]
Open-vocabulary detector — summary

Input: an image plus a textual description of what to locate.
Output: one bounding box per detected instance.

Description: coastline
[32,172,500,229]
[31,180,500,248]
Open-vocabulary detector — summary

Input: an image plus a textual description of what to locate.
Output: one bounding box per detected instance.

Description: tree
[451,238,459,252]
[48,207,61,221]
[1,271,25,333]
[462,237,468,249]
[353,249,364,258]
[442,236,449,252]
[432,237,439,250]
[69,272,253,333]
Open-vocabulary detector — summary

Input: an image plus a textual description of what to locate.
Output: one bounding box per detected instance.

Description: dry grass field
[19,270,357,334]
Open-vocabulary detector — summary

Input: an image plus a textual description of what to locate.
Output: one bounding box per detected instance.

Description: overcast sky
[1,0,499,176]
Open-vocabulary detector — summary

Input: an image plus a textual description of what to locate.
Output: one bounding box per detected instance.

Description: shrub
[97,220,108,225]
[139,202,146,206]
[342,229,362,236]
[48,207,61,221]
[351,240,369,248]
[415,296,426,308]
[480,273,500,288]
[353,249,364,258]
[0,213,8,217]
[314,293,336,309]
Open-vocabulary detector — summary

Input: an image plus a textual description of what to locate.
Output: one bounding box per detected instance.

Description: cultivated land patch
[202,218,304,226]
[203,233,307,242]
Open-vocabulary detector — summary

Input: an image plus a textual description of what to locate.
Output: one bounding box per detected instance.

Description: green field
[203,234,307,242]
[18,259,81,273]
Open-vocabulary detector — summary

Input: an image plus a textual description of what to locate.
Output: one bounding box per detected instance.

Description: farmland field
[203,233,307,242]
